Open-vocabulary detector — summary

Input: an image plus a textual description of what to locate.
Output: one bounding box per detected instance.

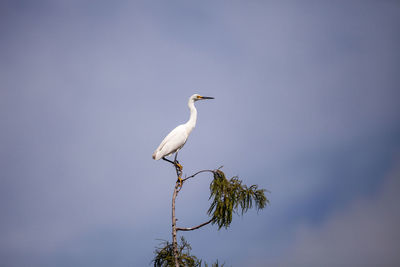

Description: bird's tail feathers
[152,151,161,160]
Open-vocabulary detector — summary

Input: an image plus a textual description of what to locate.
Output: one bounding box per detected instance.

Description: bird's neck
[186,100,197,133]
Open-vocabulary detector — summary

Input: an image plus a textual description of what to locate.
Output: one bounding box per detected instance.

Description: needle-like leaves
[152,237,224,267]
[153,237,200,267]
[154,168,268,266]
[208,170,268,229]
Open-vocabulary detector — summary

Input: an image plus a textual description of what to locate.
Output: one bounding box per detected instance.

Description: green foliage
[153,237,224,267]
[208,170,269,229]
[153,237,201,267]
[203,259,225,267]
[154,169,267,266]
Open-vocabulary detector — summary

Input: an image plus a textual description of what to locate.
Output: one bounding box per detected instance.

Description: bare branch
[171,182,179,267]
[176,218,213,232]
[182,169,215,182]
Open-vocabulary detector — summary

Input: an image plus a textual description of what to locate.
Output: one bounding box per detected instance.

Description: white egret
[152,94,214,185]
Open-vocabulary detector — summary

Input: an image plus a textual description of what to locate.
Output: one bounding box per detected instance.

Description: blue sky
[1,1,400,266]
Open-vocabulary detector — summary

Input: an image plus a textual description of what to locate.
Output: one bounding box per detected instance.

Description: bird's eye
[197,95,202,99]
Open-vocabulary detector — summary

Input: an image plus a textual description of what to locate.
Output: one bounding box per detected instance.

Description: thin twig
[176,218,213,232]
[182,169,215,182]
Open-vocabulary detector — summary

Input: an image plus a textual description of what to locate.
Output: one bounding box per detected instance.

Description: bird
[152,94,214,186]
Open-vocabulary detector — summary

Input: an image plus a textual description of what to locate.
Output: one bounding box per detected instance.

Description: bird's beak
[200,96,214,99]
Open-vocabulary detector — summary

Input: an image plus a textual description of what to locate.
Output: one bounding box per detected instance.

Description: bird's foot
[175,162,183,171]
[176,176,183,188]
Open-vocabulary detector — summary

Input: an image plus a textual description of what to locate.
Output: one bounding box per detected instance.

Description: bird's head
[191,94,215,102]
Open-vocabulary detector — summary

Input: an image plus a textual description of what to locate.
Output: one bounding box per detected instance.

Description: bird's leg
[174,152,183,171]
[163,156,183,188]
[173,153,183,188]
[162,156,183,171]
[162,157,175,165]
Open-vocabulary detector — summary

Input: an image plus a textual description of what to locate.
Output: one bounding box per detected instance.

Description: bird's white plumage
[152,94,213,161]
[152,124,188,160]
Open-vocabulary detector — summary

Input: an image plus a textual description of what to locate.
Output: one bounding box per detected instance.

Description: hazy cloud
[1,1,399,266]
[286,159,400,266]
